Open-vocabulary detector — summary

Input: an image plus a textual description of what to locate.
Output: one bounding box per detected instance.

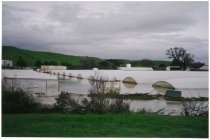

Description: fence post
[46,80,47,93]
[58,79,59,92]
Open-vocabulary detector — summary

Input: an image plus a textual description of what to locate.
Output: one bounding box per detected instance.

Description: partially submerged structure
[49,69,208,97]
[2,69,57,80]
[90,79,121,94]
[2,60,13,67]
[152,77,208,97]
[118,64,153,71]
[166,66,183,71]
[122,77,137,84]
[40,65,67,73]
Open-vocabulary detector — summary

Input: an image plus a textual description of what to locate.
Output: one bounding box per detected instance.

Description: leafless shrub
[2,75,36,95]
[89,72,120,94]
[2,77,22,92]
[89,71,108,94]
[181,100,208,116]
[107,77,120,94]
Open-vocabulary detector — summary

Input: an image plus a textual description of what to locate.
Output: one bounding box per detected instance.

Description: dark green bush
[55,91,130,114]
[84,96,109,114]
[2,90,41,114]
[109,99,130,113]
[55,92,86,114]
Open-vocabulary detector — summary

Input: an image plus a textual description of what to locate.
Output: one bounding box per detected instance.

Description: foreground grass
[2,113,208,137]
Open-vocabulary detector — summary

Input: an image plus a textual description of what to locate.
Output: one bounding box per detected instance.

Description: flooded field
[2,69,209,115]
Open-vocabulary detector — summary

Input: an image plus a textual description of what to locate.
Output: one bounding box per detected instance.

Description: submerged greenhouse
[152,77,208,97]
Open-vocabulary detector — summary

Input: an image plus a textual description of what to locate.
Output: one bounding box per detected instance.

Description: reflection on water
[152,87,170,95]
[129,99,183,115]
[88,79,95,86]
[57,78,154,95]
[122,82,137,88]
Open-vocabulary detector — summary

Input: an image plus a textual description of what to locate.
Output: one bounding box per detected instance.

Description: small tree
[16,56,27,69]
[81,57,98,69]
[141,59,153,67]
[98,60,113,69]
[105,59,124,69]
[130,61,141,67]
[34,60,42,68]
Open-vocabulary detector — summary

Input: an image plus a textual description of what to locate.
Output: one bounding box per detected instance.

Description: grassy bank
[2,113,208,137]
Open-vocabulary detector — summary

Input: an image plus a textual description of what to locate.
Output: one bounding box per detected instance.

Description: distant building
[2,60,13,67]
[118,64,153,71]
[40,65,67,73]
[166,66,183,71]
[198,65,208,71]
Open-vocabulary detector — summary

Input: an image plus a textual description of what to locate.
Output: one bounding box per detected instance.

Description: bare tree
[86,71,129,113]
[89,71,108,94]
[166,47,194,70]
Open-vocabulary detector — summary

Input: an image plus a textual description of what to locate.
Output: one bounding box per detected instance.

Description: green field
[2,113,208,137]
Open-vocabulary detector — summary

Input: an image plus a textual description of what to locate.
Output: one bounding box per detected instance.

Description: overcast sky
[2,1,209,63]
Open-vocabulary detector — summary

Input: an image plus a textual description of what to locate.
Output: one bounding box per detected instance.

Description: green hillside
[2,46,101,67]
[2,46,171,69]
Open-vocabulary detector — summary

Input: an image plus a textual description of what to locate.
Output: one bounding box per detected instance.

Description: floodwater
[2,69,209,115]
[5,77,208,98]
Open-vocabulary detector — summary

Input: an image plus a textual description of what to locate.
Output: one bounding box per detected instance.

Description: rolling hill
[2,46,171,68]
[2,46,102,67]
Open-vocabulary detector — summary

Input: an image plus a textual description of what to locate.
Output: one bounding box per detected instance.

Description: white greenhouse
[152,77,208,97]
[2,69,57,80]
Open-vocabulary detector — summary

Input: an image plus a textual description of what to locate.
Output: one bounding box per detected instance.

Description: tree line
[13,47,205,70]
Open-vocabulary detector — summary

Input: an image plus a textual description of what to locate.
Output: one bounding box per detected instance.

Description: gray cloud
[2,1,208,63]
